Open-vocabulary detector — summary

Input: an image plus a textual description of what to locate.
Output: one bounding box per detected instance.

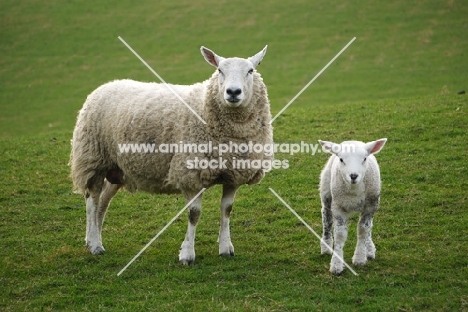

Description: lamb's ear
[201,46,225,68]
[319,140,340,155]
[365,138,387,155]
[248,45,268,68]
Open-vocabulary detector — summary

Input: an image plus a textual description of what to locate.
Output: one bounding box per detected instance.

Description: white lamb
[70,46,273,265]
[318,138,387,275]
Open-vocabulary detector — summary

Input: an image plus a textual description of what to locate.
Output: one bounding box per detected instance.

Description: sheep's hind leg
[179,191,203,265]
[85,185,104,255]
[218,185,238,257]
[97,180,121,249]
[86,180,121,255]
[353,213,376,265]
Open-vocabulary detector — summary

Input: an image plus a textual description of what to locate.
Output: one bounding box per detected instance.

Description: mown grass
[1,0,468,310]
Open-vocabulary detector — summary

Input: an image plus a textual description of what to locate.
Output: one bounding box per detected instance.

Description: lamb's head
[201,46,267,108]
[319,139,387,185]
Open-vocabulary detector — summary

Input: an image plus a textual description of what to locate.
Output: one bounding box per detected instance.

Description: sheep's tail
[69,137,98,195]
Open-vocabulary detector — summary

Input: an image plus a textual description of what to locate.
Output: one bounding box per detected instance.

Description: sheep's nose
[226,88,242,97]
[350,173,358,181]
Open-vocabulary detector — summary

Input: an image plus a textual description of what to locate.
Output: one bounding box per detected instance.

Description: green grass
[1,96,467,311]
[1,0,467,138]
[1,0,468,310]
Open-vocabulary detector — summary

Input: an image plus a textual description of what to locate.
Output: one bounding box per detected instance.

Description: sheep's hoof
[219,242,235,257]
[352,254,367,266]
[179,244,196,265]
[330,258,344,275]
[219,250,235,257]
[352,259,367,267]
[320,239,333,255]
[366,249,376,260]
[89,246,105,255]
[330,264,344,275]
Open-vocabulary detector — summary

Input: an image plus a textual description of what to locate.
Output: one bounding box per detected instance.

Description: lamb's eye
[248,69,253,74]
[363,157,367,163]
[339,158,344,163]
[218,68,223,75]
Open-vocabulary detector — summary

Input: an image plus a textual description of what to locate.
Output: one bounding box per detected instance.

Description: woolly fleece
[70,71,273,195]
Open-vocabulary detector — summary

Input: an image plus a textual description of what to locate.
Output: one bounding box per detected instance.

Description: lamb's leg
[365,195,380,260]
[365,217,376,260]
[352,213,373,266]
[179,191,203,265]
[353,213,376,266]
[320,193,333,255]
[218,185,238,257]
[330,211,348,275]
[86,180,120,255]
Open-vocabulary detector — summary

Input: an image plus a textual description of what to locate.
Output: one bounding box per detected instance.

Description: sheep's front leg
[218,185,238,257]
[320,193,333,255]
[179,191,203,265]
[330,211,348,275]
[353,213,375,266]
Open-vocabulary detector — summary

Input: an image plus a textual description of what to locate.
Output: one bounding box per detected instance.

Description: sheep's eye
[218,68,223,75]
[363,157,367,164]
[248,69,254,75]
[339,158,344,163]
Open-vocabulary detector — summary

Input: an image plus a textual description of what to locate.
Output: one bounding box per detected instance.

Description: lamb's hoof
[330,258,344,275]
[89,246,105,255]
[352,259,367,267]
[179,258,195,266]
[330,267,344,276]
[352,254,367,266]
[320,239,333,255]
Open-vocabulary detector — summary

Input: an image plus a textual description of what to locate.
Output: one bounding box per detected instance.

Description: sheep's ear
[365,138,387,155]
[319,140,339,155]
[248,45,268,68]
[201,46,225,68]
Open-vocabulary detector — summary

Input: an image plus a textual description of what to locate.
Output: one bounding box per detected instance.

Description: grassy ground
[1,0,467,310]
[1,95,467,310]
[1,0,467,138]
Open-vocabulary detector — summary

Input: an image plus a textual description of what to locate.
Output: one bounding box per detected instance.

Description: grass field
[1,0,467,310]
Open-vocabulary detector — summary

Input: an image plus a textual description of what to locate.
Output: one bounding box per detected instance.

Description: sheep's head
[319,139,387,185]
[201,45,267,108]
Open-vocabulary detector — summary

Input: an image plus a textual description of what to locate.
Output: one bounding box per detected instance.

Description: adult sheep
[318,138,387,275]
[70,46,273,265]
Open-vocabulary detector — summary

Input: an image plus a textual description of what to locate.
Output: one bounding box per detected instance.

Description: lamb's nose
[350,173,358,181]
[227,88,242,96]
